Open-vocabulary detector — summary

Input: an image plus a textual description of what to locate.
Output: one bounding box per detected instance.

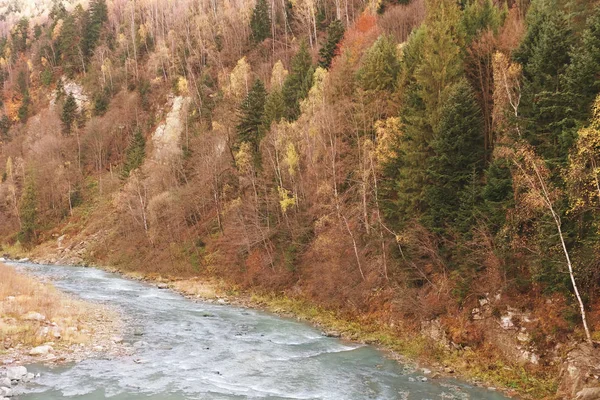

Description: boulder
[29,345,53,356]
[0,387,12,397]
[21,373,34,383]
[0,378,9,387]
[22,312,45,322]
[558,343,600,399]
[6,366,27,381]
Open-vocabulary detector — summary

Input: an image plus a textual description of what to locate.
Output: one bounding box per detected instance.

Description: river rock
[21,373,34,383]
[0,386,12,397]
[22,312,45,321]
[6,366,27,381]
[0,378,9,388]
[29,345,53,356]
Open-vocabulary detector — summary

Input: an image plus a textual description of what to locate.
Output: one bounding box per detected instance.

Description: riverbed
[7,263,511,399]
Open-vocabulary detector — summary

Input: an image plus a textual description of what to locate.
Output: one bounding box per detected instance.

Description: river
[8,263,511,400]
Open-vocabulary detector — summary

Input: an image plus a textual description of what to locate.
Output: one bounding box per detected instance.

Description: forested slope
[1,0,600,397]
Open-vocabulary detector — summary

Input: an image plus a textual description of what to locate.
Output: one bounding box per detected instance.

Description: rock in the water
[21,373,34,383]
[29,345,53,356]
[322,331,341,338]
[576,387,600,400]
[0,386,12,397]
[0,378,9,387]
[22,312,45,321]
[6,366,27,381]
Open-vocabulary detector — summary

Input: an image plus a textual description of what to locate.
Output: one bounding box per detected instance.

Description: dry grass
[0,262,114,350]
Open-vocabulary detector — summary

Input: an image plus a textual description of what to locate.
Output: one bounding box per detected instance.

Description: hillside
[1,0,600,397]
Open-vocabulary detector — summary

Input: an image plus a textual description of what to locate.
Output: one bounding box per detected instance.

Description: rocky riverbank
[0,261,129,391]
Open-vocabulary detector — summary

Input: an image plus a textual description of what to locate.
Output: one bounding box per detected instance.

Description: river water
[9,263,511,400]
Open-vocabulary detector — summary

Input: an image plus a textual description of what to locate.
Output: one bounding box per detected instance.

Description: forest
[0,0,600,397]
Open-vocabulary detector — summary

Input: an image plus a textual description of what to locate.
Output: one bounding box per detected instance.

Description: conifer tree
[318,20,345,69]
[237,79,267,153]
[282,42,314,121]
[250,0,271,43]
[514,0,574,162]
[424,79,485,233]
[82,0,108,59]
[61,93,78,135]
[123,128,146,177]
[59,15,82,76]
[357,34,400,91]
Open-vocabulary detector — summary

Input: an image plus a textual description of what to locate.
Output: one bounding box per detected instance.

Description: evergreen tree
[0,115,11,141]
[381,0,465,229]
[357,34,400,91]
[59,15,82,77]
[237,79,267,153]
[123,128,146,177]
[11,18,29,57]
[282,42,314,121]
[61,93,78,135]
[264,89,285,128]
[563,8,600,123]
[318,20,345,69]
[250,0,271,43]
[18,174,38,246]
[424,79,485,233]
[82,0,108,59]
[514,0,575,162]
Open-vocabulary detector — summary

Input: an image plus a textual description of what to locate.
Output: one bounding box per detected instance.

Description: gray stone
[6,366,26,381]
[21,373,34,383]
[29,345,53,356]
[0,386,12,397]
[0,379,8,388]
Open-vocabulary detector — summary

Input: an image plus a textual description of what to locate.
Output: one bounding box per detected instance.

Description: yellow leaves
[26,59,33,71]
[300,67,328,116]
[234,142,253,175]
[270,60,288,91]
[118,33,127,47]
[566,94,600,213]
[52,20,63,41]
[138,24,149,43]
[227,57,251,100]
[278,186,296,213]
[285,142,299,177]
[41,57,48,67]
[177,76,189,96]
[374,117,401,165]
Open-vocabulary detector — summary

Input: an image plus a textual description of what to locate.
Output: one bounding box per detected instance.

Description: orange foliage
[335,11,380,67]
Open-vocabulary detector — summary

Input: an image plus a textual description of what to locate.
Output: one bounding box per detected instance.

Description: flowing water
[8,263,511,400]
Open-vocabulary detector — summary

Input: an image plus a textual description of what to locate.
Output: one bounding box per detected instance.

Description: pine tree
[61,93,78,135]
[318,20,345,69]
[357,34,400,91]
[563,8,600,123]
[82,0,108,59]
[18,174,38,246]
[123,128,146,177]
[237,79,267,153]
[282,42,314,121]
[514,0,575,162]
[264,89,285,128]
[11,18,29,57]
[424,79,485,233]
[250,0,271,43]
[59,15,82,77]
